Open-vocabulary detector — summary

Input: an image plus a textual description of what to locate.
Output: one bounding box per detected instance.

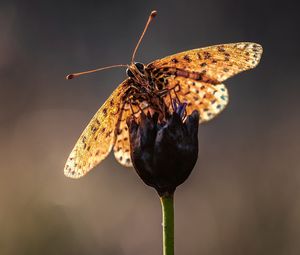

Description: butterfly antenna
[66,64,128,80]
[131,10,157,63]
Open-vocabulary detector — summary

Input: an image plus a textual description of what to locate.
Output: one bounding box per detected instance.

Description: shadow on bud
[127,102,199,196]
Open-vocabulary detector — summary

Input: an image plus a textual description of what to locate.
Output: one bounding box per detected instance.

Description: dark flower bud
[127,102,199,196]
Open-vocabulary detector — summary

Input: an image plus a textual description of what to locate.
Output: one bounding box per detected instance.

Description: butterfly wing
[113,103,133,167]
[64,79,131,178]
[163,77,229,122]
[148,42,263,83]
[113,96,151,167]
[147,42,262,122]
[65,42,263,174]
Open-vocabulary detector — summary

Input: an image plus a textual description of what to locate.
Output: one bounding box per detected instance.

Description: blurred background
[1,0,299,254]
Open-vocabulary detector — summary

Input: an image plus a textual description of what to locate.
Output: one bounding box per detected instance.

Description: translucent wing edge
[64,79,130,179]
[148,42,263,67]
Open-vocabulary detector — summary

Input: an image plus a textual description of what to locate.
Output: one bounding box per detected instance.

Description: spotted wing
[147,42,263,83]
[163,76,229,122]
[64,79,131,178]
[113,104,132,167]
[113,99,150,167]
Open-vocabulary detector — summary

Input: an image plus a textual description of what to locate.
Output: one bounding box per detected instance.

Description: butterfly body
[64,41,262,178]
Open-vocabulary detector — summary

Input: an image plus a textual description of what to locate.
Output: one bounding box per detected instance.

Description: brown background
[1,0,299,254]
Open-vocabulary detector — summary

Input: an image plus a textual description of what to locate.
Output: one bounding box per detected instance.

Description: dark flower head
[127,102,199,196]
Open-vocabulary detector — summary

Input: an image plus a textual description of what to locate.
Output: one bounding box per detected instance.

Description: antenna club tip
[151,10,157,18]
[66,74,75,80]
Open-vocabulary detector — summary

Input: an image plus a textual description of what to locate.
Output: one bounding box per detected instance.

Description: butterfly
[64,10,263,178]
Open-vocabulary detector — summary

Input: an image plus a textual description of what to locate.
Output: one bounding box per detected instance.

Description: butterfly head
[126,62,147,81]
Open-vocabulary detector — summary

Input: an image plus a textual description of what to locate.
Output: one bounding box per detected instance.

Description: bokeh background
[1,0,299,254]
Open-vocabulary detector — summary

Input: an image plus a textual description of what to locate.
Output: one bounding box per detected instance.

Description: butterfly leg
[170,86,188,119]
[171,85,182,104]
[168,91,175,112]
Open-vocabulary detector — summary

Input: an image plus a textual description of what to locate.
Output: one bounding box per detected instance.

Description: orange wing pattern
[148,42,262,122]
[113,103,134,167]
[65,42,263,176]
[64,79,131,178]
[163,77,228,122]
[148,42,263,83]
[113,98,151,167]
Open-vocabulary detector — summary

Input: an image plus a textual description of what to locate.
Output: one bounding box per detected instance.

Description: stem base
[160,194,174,255]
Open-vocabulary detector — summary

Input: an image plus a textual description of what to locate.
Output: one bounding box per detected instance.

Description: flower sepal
[127,102,199,196]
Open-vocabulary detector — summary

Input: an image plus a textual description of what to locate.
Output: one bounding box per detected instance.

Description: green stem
[160,193,174,255]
